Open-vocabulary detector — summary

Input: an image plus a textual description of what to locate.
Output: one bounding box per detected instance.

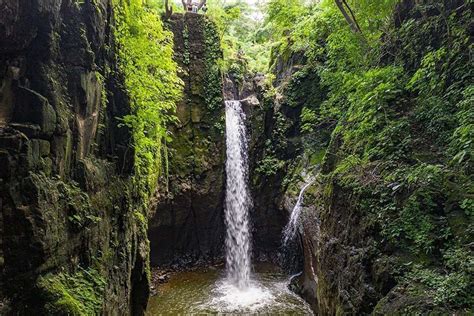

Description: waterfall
[282,179,315,246]
[224,100,251,289]
[205,101,313,312]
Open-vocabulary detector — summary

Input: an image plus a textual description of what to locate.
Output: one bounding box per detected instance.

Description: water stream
[282,179,315,246]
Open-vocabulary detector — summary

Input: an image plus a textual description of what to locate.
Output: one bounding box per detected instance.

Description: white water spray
[282,179,315,246]
[224,100,251,289]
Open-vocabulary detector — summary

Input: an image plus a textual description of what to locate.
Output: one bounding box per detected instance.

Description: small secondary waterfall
[224,100,251,289]
[282,179,315,246]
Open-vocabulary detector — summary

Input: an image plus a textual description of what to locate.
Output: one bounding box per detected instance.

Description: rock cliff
[148,13,226,266]
[0,0,149,314]
[261,0,473,314]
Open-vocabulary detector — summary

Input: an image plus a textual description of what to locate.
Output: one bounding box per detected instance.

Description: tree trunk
[334,0,362,34]
[342,0,363,33]
[164,0,173,21]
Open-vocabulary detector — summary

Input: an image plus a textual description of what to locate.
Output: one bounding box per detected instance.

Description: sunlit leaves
[113,0,183,193]
[207,0,271,73]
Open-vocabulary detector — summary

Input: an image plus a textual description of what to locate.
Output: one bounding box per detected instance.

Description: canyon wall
[147,15,293,266]
[148,14,226,266]
[0,0,149,314]
[260,0,473,314]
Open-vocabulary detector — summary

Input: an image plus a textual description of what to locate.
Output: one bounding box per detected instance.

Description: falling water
[282,179,315,246]
[224,100,251,289]
[146,102,315,314]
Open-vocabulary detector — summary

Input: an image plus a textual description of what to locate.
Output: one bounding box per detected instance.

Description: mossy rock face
[287,1,473,315]
[250,0,472,314]
[37,268,106,316]
[148,14,226,266]
[245,64,329,260]
[12,87,57,137]
[0,0,149,314]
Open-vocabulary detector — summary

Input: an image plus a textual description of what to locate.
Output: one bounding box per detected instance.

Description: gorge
[1,0,472,315]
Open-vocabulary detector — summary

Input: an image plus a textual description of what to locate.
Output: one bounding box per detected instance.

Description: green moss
[255,155,286,177]
[202,17,224,112]
[38,268,106,316]
[134,211,146,227]
[26,172,102,230]
[61,183,101,230]
[309,149,326,165]
[182,24,190,66]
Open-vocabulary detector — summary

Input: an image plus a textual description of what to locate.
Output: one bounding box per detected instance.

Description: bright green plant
[262,0,473,312]
[113,0,183,196]
[206,0,271,74]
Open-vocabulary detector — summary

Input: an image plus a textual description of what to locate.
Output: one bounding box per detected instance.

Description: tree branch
[198,0,207,10]
[164,0,173,21]
[342,0,363,34]
[334,0,362,34]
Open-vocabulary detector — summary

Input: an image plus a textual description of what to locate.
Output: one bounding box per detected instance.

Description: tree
[265,0,305,38]
[164,0,173,20]
[182,0,188,10]
[334,0,363,34]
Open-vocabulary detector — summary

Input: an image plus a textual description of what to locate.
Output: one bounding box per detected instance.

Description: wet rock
[0,0,149,314]
[241,95,260,108]
[12,87,57,137]
[75,71,102,159]
[223,76,237,100]
[149,14,225,267]
[7,123,41,139]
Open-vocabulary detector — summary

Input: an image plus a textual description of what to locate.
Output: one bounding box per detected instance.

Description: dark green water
[146,264,313,315]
